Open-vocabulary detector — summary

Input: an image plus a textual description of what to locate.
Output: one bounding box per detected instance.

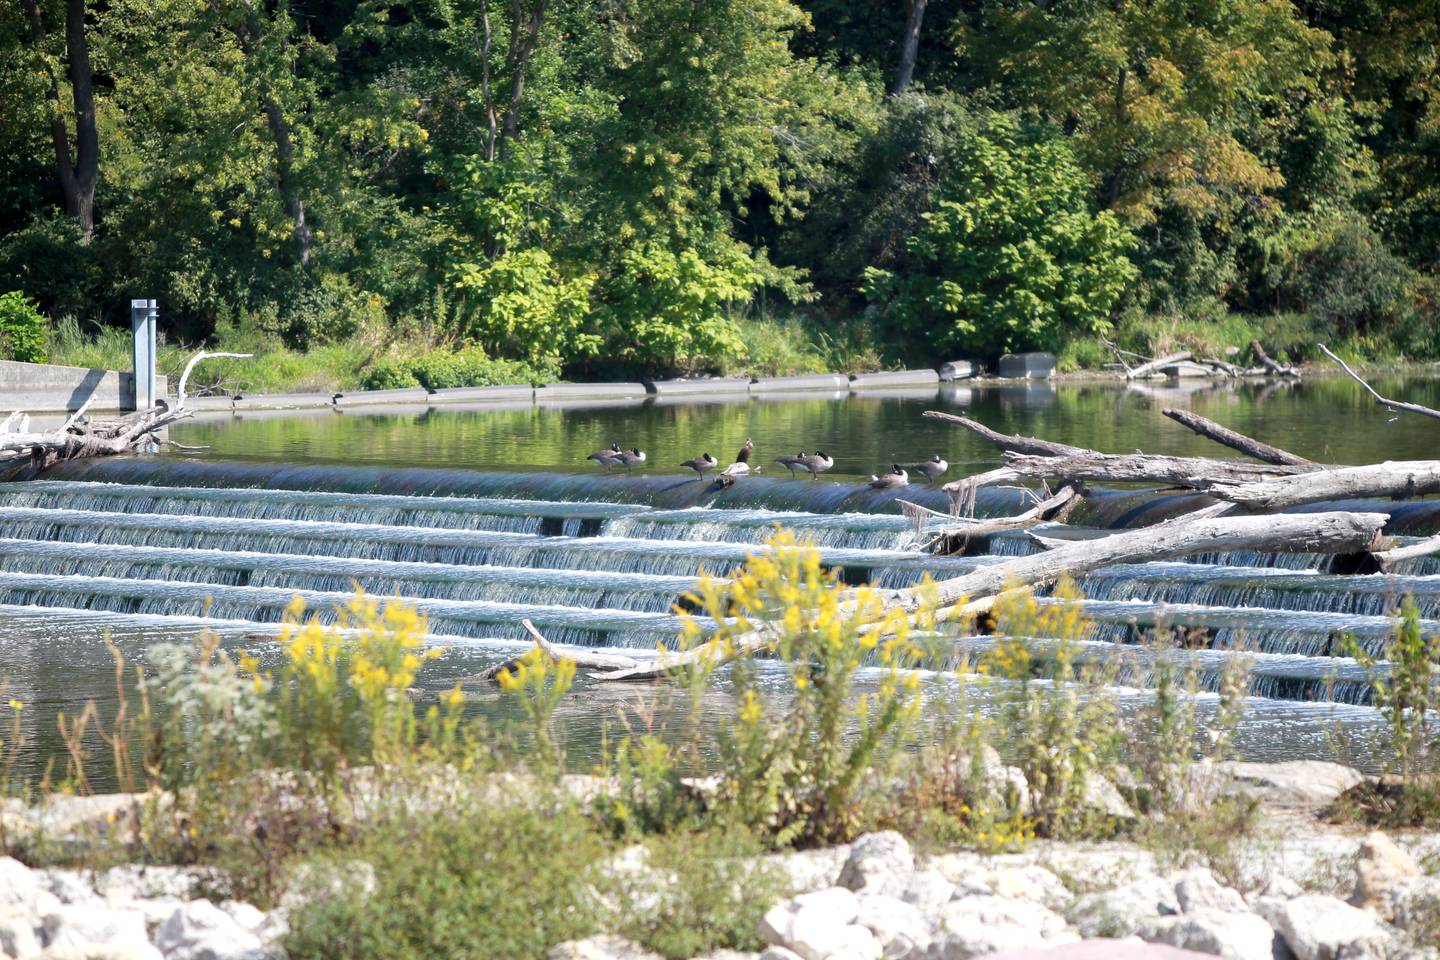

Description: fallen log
[1161,408,1314,466]
[1374,534,1440,571]
[587,511,1389,681]
[923,411,1085,457]
[1002,451,1309,487]
[1125,352,1193,380]
[1318,343,1440,423]
[1250,340,1299,378]
[473,619,644,682]
[922,485,1080,553]
[1204,461,1440,512]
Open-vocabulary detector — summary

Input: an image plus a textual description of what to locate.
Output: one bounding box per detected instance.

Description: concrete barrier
[183,395,237,412]
[938,360,976,382]
[996,352,1055,379]
[749,374,849,392]
[333,388,430,408]
[848,369,940,389]
[0,360,169,412]
[232,392,334,411]
[430,385,534,404]
[645,377,751,396]
[650,391,749,407]
[534,382,647,402]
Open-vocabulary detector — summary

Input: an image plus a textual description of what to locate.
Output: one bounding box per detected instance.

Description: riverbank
[3,760,1439,960]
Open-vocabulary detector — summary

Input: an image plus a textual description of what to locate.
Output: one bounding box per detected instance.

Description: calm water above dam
[4,373,1440,778]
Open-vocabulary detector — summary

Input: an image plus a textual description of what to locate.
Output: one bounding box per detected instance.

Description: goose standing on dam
[898,455,948,483]
[797,451,834,480]
[616,447,648,471]
[586,442,623,472]
[775,452,806,478]
[680,452,718,479]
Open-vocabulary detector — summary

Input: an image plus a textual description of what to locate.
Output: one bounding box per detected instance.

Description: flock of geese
[586,438,948,488]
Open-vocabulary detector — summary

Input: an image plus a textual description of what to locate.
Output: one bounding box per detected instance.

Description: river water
[3,373,1439,777]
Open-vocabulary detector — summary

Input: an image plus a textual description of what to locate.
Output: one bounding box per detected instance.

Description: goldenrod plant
[494,646,576,773]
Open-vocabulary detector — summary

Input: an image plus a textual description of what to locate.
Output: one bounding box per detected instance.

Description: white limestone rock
[770,847,850,895]
[760,887,881,960]
[758,949,804,960]
[1174,870,1249,915]
[41,905,161,960]
[1067,874,1179,938]
[926,894,1074,960]
[839,834,914,893]
[547,935,663,960]
[1257,894,1390,960]
[154,900,267,960]
[1386,875,1440,935]
[853,893,929,959]
[872,870,954,917]
[0,911,43,959]
[1351,831,1419,916]
[1215,761,1367,808]
[1136,909,1276,960]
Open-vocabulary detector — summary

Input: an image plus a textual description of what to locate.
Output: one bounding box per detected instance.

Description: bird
[868,464,909,489]
[723,439,756,476]
[775,452,807,478]
[681,452,718,478]
[797,451,834,480]
[586,442,622,472]
[616,447,647,471]
[899,455,948,483]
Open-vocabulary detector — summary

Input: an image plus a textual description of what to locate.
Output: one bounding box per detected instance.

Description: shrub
[0,291,49,363]
[284,801,607,960]
[360,346,557,391]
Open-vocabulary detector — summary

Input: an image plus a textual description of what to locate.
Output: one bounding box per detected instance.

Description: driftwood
[923,485,1080,552]
[1250,340,1299,378]
[1204,461,1440,512]
[1161,408,1314,466]
[586,511,1389,681]
[1002,451,1308,487]
[923,411,1085,457]
[1318,343,1440,422]
[473,619,645,682]
[1124,351,1193,380]
[0,350,250,467]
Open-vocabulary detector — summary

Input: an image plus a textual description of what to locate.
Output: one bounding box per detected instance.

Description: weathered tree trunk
[1204,461,1440,512]
[19,0,99,240]
[499,0,548,156]
[1002,451,1310,487]
[1374,534,1440,571]
[889,0,928,95]
[923,411,1086,457]
[1250,340,1299,378]
[1319,344,1440,422]
[1124,352,1192,380]
[1161,408,1313,466]
[473,619,643,681]
[923,485,1080,553]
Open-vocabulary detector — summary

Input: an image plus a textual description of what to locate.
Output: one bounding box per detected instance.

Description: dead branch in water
[1318,343,1440,422]
[1002,451,1310,487]
[1204,461,1440,512]
[923,411,1085,457]
[474,619,645,682]
[1161,408,1314,466]
[1250,340,1300,378]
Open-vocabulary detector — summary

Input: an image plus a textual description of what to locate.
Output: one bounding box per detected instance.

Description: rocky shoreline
[2,761,1438,960]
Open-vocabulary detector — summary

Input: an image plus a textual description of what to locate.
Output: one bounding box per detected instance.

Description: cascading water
[2,457,1437,724]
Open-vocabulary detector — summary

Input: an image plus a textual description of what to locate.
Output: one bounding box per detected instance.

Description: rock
[770,847,851,895]
[760,887,881,960]
[0,911,43,959]
[688,951,759,960]
[1067,875,1179,938]
[938,361,976,382]
[989,866,1070,910]
[547,936,663,960]
[154,901,267,960]
[95,866,204,904]
[854,893,930,959]
[927,895,1074,959]
[1257,894,1389,960]
[1350,831,1419,915]
[0,860,42,910]
[1136,910,1276,960]
[873,870,954,916]
[40,871,96,907]
[984,946,1228,960]
[3,793,167,848]
[839,834,914,892]
[1083,773,1135,820]
[1216,762,1367,808]
[1173,871,1248,915]
[1386,875,1440,934]
[1257,875,1302,901]
[759,950,804,960]
[41,905,162,960]
[217,904,264,934]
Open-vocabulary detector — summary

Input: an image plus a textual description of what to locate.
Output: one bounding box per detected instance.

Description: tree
[16,0,99,240]
[863,114,1136,356]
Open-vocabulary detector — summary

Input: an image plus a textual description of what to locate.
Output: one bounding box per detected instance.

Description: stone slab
[535,382,647,401]
[332,388,430,407]
[939,360,977,382]
[997,352,1056,379]
[0,360,169,412]
[429,385,534,404]
[180,395,236,411]
[749,374,850,392]
[231,392,334,410]
[645,377,752,395]
[848,369,941,389]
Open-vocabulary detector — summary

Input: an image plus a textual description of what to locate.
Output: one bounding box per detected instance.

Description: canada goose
[868,464,909,489]
[681,452,718,478]
[724,438,756,476]
[775,452,807,478]
[617,447,647,471]
[798,451,834,480]
[899,455,948,483]
[736,438,753,463]
[586,442,622,472]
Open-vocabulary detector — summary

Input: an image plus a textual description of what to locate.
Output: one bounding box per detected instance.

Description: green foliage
[452,249,596,365]
[284,802,607,960]
[360,346,557,391]
[864,116,1137,356]
[0,291,48,363]
[1343,598,1438,781]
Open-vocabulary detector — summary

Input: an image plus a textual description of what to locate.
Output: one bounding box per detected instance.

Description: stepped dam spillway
[1,450,1439,774]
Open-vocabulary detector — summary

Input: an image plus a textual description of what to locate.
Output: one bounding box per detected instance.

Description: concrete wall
[0,360,168,412]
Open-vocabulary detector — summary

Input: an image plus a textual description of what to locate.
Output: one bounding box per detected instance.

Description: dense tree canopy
[0,0,1435,374]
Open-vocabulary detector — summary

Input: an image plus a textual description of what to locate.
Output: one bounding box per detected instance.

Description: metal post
[130,298,157,410]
